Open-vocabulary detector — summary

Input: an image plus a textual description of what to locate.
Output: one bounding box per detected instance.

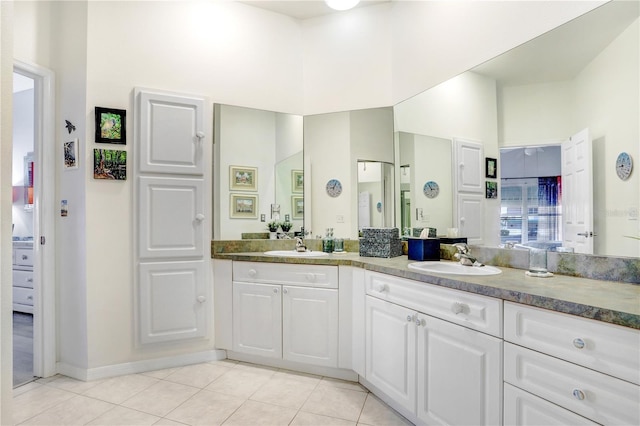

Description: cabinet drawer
[13,286,34,306]
[504,342,640,425]
[233,261,338,289]
[504,302,640,384]
[365,271,502,337]
[14,248,34,267]
[13,269,34,288]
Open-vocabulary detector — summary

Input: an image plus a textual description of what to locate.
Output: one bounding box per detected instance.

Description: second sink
[408,261,502,276]
[264,250,329,258]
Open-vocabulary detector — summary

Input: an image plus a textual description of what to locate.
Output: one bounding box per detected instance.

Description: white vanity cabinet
[13,242,35,314]
[504,302,640,425]
[231,261,339,368]
[363,271,503,425]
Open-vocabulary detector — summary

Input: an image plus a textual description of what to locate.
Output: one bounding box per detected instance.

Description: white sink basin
[264,250,329,258]
[408,261,502,276]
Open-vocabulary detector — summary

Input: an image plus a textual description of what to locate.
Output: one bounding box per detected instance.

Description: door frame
[14,60,56,379]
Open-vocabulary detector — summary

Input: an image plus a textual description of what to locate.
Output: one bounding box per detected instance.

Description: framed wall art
[485,157,497,178]
[485,181,498,199]
[291,195,304,219]
[229,165,258,191]
[94,149,127,180]
[292,170,303,193]
[63,138,79,170]
[230,194,258,219]
[95,107,126,144]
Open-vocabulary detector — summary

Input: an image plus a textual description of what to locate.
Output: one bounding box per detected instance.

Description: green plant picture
[95,107,126,144]
[94,149,127,180]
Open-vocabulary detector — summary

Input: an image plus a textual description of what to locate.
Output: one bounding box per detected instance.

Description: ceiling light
[325,0,361,12]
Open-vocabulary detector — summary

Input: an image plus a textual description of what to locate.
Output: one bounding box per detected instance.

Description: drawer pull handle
[572,389,586,401]
[27,296,33,300]
[572,338,585,349]
[283,288,288,295]
[248,269,257,277]
[407,315,413,322]
[197,295,206,303]
[273,288,278,294]
[375,284,387,293]
[27,278,33,282]
[22,255,28,260]
[452,302,468,315]
[415,318,425,327]
[305,273,316,282]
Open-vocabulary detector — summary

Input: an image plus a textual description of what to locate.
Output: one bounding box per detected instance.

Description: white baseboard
[57,349,226,382]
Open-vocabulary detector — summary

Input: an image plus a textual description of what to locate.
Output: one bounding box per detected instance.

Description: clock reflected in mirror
[616,152,633,181]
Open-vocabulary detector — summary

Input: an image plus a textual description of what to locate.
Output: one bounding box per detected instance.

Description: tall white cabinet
[134,88,209,345]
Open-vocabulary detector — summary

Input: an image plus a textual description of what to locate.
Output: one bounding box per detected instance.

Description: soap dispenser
[322,228,334,253]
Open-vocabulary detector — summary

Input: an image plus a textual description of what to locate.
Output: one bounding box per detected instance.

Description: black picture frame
[485,157,497,178]
[95,107,126,144]
[485,181,498,199]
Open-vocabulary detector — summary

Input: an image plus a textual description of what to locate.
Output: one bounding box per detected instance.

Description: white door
[138,261,207,344]
[457,193,484,245]
[233,282,282,359]
[137,89,205,175]
[282,286,338,367]
[416,314,503,425]
[561,128,593,254]
[454,138,483,193]
[137,176,205,259]
[365,296,417,414]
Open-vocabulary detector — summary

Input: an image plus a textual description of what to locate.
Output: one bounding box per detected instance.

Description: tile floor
[13,359,413,425]
[13,312,35,387]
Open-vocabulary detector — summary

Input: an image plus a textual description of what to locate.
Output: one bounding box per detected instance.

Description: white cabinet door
[454,138,483,193]
[282,286,338,367]
[233,282,282,359]
[138,176,205,260]
[416,313,502,425]
[138,261,207,344]
[504,383,598,426]
[365,295,417,414]
[137,89,205,175]
[457,193,484,244]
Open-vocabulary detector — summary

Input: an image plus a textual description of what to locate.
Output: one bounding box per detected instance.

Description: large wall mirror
[393,0,639,258]
[214,104,303,239]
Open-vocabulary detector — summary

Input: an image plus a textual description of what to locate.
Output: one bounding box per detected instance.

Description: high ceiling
[239,0,390,20]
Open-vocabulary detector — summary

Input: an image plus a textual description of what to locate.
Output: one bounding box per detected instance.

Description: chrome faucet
[295,237,307,252]
[453,243,484,267]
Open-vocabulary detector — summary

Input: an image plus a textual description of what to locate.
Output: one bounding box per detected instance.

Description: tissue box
[359,238,403,258]
[412,227,437,238]
[407,238,440,261]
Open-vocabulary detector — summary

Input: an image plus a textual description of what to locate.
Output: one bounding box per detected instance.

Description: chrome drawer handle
[572,338,586,349]
[572,389,586,401]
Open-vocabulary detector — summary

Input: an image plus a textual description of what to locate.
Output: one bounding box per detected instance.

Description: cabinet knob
[197,295,206,303]
[27,296,33,300]
[248,269,257,277]
[283,288,288,295]
[273,288,278,294]
[452,302,468,315]
[22,255,28,260]
[305,273,316,282]
[415,317,425,327]
[572,338,586,349]
[572,389,586,401]
[195,214,205,222]
[375,284,387,293]
[27,278,33,282]
[196,131,205,140]
[407,315,413,322]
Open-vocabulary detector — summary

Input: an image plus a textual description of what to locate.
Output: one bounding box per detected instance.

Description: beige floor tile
[250,374,317,409]
[165,389,245,425]
[209,359,239,368]
[273,369,322,386]
[204,368,273,399]
[152,419,186,425]
[233,362,279,374]
[358,394,413,426]
[140,367,181,380]
[319,377,368,392]
[301,385,367,422]
[87,405,161,425]
[164,362,232,388]
[291,411,357,426]
[84,374,159,404]
[13,381,43,398]
[13,384,76,424]
[121,380,199,417]
[45,375,103,394]
[222,400,297,425]
[19,394,114,425]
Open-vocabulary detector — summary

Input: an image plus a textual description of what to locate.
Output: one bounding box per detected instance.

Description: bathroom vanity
[212,251,639,425]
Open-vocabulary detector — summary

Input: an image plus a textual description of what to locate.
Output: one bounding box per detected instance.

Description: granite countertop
[213,251,640,330]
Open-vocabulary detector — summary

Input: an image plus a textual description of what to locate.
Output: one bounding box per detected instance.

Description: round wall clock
[616,152,633,180]
[326,179,343,197]
[423,181,440,198]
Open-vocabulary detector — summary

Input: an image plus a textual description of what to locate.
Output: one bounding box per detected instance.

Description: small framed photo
[485,157,497,178]
[63,138,79,170]
[230,194,258,219]
[94,149,127,180]
[291,195,304,219]
[292,170,303,193]
[229,166,258,191]
[95,107,126,144]
[486,181,498,199]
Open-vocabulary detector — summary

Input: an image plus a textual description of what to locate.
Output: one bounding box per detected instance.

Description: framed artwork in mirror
[95,107,126,144]
[292,170,303,193]
[93,149,127,180]
[229,166,258,191]
[486,181,498,199]
[485,157,497,178]
[230,194,258,219]
[291,196,304,219]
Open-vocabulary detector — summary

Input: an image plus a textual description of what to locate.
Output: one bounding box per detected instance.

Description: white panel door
[454,138,483,193]
[417,314,502,426]
[457,193,484,244]
[138,176,205,259]
[138,261,207,344]
[137,89,205,175]
[233,282,282,359]
[561,128,593,253]
[365,295,417,414]
[282,286,338,367]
